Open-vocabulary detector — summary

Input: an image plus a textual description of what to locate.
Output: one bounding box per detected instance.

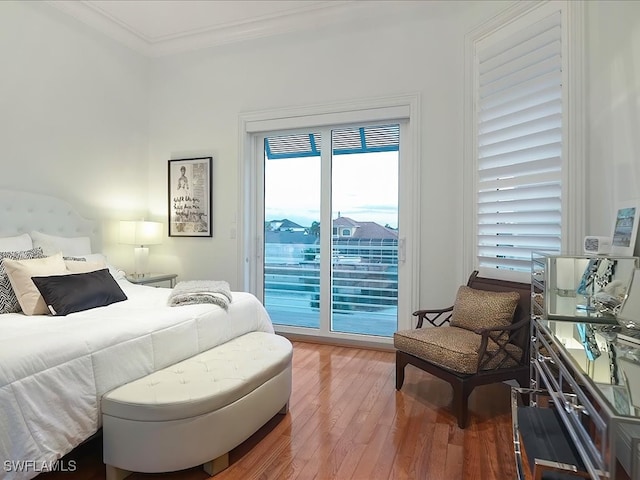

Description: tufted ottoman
[101,331,292,480]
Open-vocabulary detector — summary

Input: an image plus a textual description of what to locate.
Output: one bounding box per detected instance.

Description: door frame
[238,94,421,347]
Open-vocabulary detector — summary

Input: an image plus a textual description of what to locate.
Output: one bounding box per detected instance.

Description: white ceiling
[47,0,359,57]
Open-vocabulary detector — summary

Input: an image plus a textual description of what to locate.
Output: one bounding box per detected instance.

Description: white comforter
[0,280,274,480]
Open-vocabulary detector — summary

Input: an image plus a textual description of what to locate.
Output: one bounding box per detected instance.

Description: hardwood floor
[39,341,517,480]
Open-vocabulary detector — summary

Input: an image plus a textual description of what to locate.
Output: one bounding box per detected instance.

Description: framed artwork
[168,157,212,237]
[610,201,640,256]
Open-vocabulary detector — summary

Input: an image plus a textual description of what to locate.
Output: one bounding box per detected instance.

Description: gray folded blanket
[167,280,233,310]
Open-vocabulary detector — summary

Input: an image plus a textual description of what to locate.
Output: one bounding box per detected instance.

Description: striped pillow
[0,247,45,314]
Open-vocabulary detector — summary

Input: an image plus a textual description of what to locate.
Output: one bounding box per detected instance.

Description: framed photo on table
[610,201,640,256]
[168,157,212,237]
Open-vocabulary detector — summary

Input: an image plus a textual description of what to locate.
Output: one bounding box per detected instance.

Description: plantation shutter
[476,11,562,275]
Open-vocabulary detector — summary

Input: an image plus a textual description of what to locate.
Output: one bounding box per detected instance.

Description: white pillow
[31,231,92,256]
[67,254,125,280]
[3,253,67,315]
[65,258,107,273]
[0,233,33,252]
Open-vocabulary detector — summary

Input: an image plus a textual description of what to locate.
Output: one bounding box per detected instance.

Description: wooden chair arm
[475,318,530,371]
[412,306,454,328]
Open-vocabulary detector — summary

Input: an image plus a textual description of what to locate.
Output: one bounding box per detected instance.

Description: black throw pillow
[32,268,127,316]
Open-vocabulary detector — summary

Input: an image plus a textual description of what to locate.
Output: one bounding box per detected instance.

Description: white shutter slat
[475,10,563,274]
[478,157,561,182]
[477,196,561,213]
[480,55,561,99]
[478,171,560,191]
[478,245,554,258]
[479,37,561,87]
[478,224,561,235]
[478,234,561,249]
[478,184,561,204]
[477,256,533,272]
[480,99,561,133]
[478,210,561,224]
[479,128,561,158]
[478,12,561,65]
[479,113,561,146]
[479,76,562,121]
[478,142,561,170]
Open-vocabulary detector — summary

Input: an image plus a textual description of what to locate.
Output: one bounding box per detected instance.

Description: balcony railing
[264,242,398,336]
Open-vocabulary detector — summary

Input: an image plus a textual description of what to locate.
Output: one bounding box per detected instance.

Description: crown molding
[46,1,358,57]
[45,0,153,56]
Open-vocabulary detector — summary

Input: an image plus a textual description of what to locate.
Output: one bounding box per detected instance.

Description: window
[465,1,584,282]
[342,229,351,237]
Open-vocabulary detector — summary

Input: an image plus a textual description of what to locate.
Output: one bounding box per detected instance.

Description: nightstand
[126,273,177,288]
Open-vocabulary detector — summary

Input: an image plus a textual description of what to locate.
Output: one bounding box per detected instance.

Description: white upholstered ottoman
[101,331,293,479]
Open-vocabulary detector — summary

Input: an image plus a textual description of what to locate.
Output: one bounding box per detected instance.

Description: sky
[264,151,399,229]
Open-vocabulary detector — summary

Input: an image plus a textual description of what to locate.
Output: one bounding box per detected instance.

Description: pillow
[0,233,33,252]
[3,253,67,315]
[30,231,92,256]
[64,253,124,279]
[449,285,520,333]
[63,256,87,262]
[32,269,128,316]
[0,247,46,313]
[64,257,107,274]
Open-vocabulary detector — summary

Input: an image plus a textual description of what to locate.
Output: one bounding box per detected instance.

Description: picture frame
[610,201,640,256]
[168,157,212,237]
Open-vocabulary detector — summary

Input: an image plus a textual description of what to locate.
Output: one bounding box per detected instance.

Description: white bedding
[0,279,274,480]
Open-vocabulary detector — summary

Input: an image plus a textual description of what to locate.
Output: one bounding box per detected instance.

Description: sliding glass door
[261,124,399,339]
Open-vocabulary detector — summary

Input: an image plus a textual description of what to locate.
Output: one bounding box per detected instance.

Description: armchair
[394,271,531,428]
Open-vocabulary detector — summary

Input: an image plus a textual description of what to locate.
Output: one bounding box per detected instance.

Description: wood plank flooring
[39,341,517,480]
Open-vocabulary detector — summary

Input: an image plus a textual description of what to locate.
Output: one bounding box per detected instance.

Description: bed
[0,189,274,480]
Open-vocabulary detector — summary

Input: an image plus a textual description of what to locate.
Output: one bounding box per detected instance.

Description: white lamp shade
[120,221,163,246]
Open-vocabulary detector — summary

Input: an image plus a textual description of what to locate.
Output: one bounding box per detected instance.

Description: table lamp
[119,220,163,277]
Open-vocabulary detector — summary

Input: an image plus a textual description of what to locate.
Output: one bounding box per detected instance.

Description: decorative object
[619,359,640,415]
[576,323,601,361]
[583,235,612,254]
[577,257,619,313]
[617,268,640,329]
[119,221,163,277]
[168,157,212,237]
[576,258,599,311]
[610,201,640,256]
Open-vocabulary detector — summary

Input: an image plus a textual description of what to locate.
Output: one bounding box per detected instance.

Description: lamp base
[133,247,149,276]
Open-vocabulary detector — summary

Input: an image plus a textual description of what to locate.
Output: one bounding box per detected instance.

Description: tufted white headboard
[0,189,101,252]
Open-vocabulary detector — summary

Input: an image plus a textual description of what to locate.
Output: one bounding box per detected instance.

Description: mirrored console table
[515,253,640,480]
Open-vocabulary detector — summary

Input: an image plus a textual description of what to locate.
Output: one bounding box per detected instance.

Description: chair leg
[453,382,473,429]
[396,351,407,390]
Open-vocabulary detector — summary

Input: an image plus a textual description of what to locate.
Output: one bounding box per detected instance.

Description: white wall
[586,1,640,239]
[147,1,508,305]
[0,1,150,267]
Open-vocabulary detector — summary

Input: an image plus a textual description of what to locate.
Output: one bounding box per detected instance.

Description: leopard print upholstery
[450,285,519,333]
[393,325,522,375]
